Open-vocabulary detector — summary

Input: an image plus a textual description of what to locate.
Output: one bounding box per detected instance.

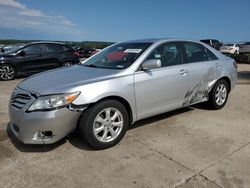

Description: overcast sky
[0,0,249,42]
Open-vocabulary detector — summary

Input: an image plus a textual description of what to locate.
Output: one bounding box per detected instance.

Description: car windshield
[83,42,152,69]
[5,45,24,54]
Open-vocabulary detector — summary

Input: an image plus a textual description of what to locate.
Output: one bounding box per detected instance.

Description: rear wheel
[0,64,16,81]
[79,100,129,150]
[208,79,229,110]
[62,61,73,67]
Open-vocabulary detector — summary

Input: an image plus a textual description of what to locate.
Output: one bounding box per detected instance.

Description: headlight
[27,92,80,112]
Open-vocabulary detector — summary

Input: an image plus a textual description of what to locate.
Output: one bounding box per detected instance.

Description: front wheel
[79,100,129,150]
[0,64,16,81]
[208,79,229,110]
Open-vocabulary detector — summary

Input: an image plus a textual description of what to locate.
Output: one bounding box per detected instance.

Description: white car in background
[220,43,239,55]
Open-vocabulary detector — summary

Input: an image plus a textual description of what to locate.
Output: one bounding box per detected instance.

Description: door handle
[179,69,188,75]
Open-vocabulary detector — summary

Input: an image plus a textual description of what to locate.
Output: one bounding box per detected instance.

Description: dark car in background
[0,42,79,80]
[200,39,223,50]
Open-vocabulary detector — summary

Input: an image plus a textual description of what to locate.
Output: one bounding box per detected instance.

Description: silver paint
[9,38,238,144]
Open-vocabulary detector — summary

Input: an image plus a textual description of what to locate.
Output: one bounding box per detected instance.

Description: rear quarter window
[63,45,74,52]
[46,44,63,53]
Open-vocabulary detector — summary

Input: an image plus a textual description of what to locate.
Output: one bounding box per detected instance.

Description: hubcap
[64,62,72,67]
[93,108,123,143]
[0,65,15,80]
[215,84,227,106]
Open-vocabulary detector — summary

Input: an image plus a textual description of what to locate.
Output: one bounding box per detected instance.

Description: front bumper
[9,87,81,144]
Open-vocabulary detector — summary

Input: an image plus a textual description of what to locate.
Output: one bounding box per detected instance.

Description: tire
[208,79,229,110]
[62,61,73,67]
[0,64,16,81]
[79,100,129,150]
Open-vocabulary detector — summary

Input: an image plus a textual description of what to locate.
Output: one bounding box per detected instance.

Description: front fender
[71,75,137,121]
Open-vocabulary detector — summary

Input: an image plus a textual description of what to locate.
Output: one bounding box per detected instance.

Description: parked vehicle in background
[220,43,240,55]
[8,38,237,149]
[91,49,101,56]
[200,39,223,50]
[0,42,79,80]
[74,47,97,58]
[239,42,250,53]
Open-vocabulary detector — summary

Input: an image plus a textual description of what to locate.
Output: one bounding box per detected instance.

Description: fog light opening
[43,131,53,138]
[33,130,54,141]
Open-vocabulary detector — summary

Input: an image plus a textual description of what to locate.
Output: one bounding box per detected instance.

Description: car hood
[0,53,15,58]
[18,65,123,95]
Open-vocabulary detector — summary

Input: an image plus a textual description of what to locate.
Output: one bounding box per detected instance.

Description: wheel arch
[0,61,17,71]
[98,96,133,124]
[0,62,18,76]
[86,95,134,125]
[215,76,231,93]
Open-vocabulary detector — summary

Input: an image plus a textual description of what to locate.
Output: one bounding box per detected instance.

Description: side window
[46,44,63,53]
[24,44,45,54]
[183,42,217,63]
[146,43,181,67]
[63,45,72,51]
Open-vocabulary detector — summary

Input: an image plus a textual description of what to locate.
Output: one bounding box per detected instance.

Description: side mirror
[141,59,161,70]
[18,50,25,56]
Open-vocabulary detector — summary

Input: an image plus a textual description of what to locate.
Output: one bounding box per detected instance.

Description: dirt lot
[0,64,249,188]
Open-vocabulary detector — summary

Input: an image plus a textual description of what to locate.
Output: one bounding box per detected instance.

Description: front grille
[11,93,31,110]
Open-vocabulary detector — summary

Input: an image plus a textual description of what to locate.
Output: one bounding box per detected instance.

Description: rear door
[180,41,220,105]
[134,42,189,120]
[41,44,64,70]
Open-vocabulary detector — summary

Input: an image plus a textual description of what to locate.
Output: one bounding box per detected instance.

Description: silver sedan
[9,38,238,149]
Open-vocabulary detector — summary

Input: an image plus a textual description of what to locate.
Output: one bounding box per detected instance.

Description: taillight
[233,61,238,69]
[73,52,80,56]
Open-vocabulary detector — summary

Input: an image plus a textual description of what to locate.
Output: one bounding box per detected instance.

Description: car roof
[122,38,202,44]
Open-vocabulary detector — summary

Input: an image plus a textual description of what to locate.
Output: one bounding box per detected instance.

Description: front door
[16,44,46,74]
[134,42,189,120]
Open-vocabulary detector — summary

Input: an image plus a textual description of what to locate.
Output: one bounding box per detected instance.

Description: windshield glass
[5,45,24,54]
[83,42,152,69]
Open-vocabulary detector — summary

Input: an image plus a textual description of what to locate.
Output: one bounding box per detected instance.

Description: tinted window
[63,45,73,51]
[212,40,220,44]
[182,42,217,63]
[200,40,210,44]
[46,44,63,53]
[24,44,45,54]
[146,43,181,67]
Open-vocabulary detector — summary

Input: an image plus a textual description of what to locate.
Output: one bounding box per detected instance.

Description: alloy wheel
[0,65,15,80]
[93,108,123,143]
[215,83,227,106]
